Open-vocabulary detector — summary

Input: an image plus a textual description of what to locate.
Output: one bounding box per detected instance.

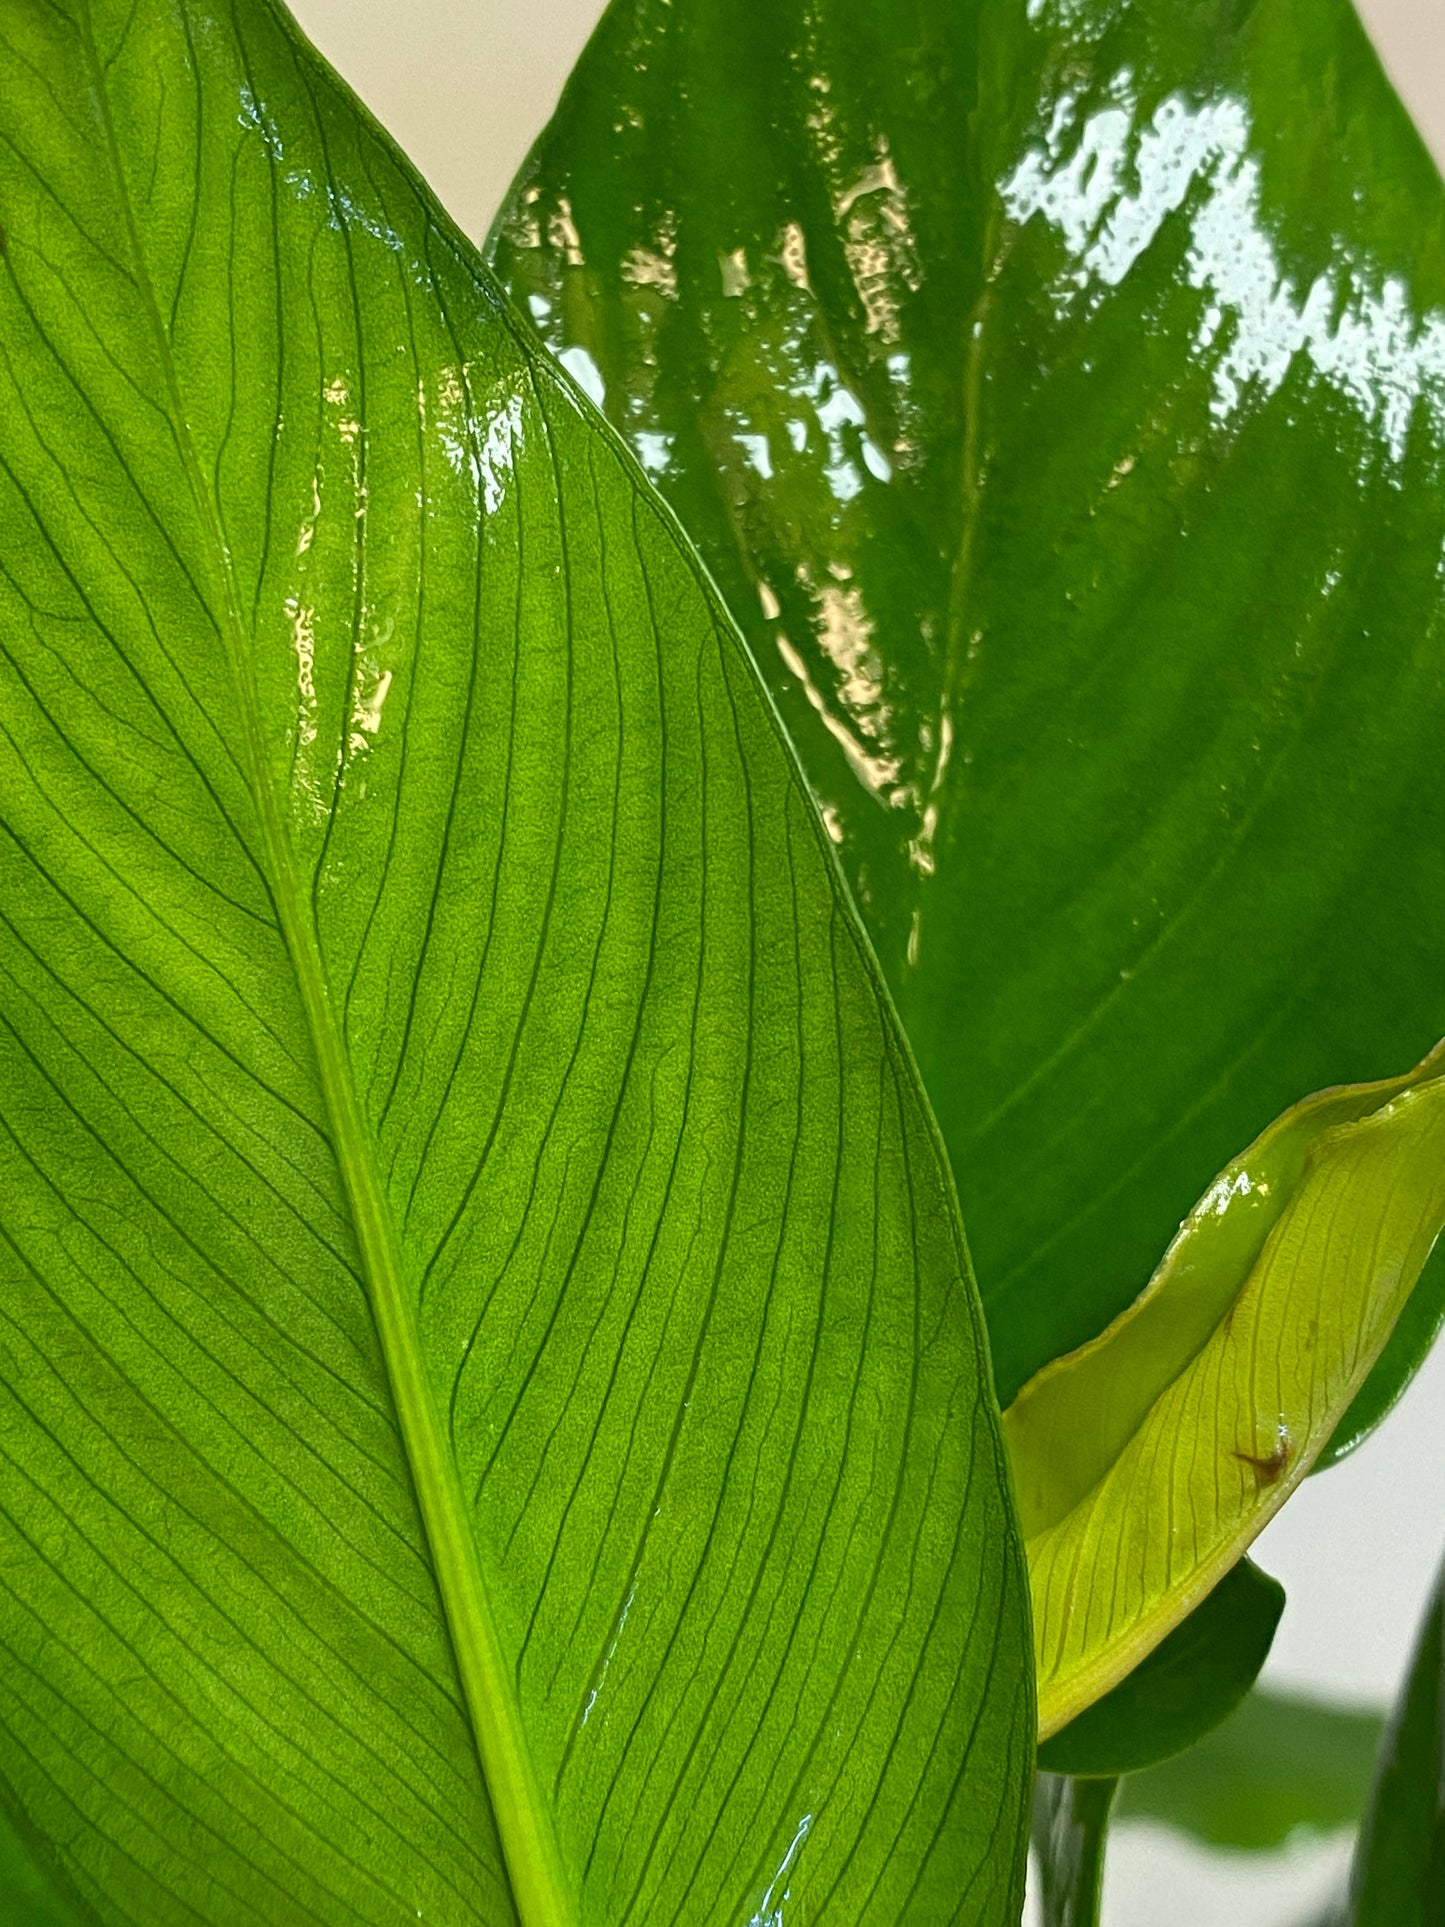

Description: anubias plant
[1,0,1444,1922]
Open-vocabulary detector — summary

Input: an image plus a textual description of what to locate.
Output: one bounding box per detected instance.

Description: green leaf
[0,3,1032,1923]
[1318,1236,1445,1470]
[1118,1689,1385,1851]
[0,1787,98,1927]
[1037,1558,1283,1779]
[1348,1550,1445,1924]
[488,0,1445,1410]
[1031,1774,1117,1927]
[1001,1044,1445,1735]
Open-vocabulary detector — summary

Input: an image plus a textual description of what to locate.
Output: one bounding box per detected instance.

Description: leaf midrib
[77,9,572,1922]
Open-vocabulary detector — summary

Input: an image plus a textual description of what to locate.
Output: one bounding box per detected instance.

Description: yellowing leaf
[1004,1042,1445,1738]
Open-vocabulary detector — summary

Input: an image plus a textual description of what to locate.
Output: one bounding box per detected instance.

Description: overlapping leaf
[1118,1689,1385,1851]
[0,2,1031,1922]
[490,0,1445,1410]
[1004,1046,1445,1736]
[1036,1558,1283,1778]
[1349,1548,1445,1924]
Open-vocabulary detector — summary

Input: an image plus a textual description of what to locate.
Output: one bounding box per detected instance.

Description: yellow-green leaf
[1004,1042,1445,1738]
[1035,1558,1283,1779]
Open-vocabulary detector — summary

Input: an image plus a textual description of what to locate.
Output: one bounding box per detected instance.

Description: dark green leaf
[490,0,1445,1409]
[0,1788,98,1927]
[1348,1551,1445,1924]
[0,2,1032,1921]
[1032,1774,1117,1927]
[1318,1236,1445,1470]
[1038,1558,1283,1778]
[1118,1691,1385,1852]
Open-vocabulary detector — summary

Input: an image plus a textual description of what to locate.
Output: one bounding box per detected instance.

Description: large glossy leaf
[0,3,1032,1922]
[1036,1557,1283,1778]
[1348,1548,1445,1924]
[1003,1044,1445,1735]
[489,0,1445,1408]
[1118,1688,1385,1851]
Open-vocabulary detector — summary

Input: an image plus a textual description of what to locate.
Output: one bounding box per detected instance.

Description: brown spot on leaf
[1233,1436,1291,1483]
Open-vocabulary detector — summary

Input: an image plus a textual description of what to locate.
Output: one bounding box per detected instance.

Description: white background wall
[284,2,1445,1920]
[287,0,1445,248]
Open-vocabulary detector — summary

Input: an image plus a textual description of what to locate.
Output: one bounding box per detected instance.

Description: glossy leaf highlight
[0,2,1032,1922]
[1003,1046,1445,1736]
[490,0,1445,1409]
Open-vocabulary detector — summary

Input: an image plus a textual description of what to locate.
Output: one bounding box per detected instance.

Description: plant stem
[1032,1772,1120,1927]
